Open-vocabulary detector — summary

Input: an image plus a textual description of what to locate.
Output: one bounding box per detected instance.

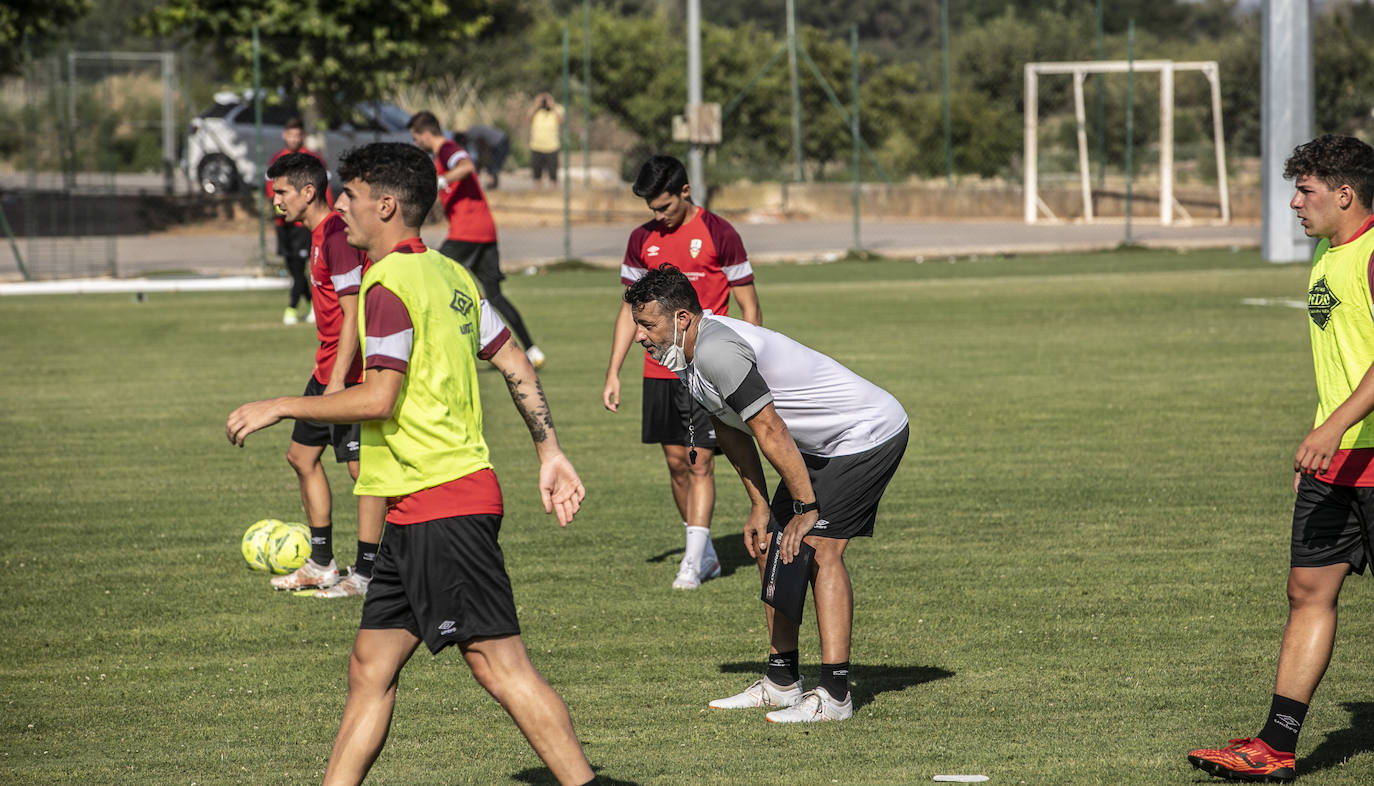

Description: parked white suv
[184,91,416,194]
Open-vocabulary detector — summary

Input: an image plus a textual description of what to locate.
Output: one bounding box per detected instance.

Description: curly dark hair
[1283,134,1374,209]
[265,152,327,202]
[337,142,436,228]
[623,264,702,316]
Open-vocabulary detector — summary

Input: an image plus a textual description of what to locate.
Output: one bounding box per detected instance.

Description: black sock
[308,526,333,567]
[1257,694,1307,753]
[353,540,379,578]
[766,650,800,686]
[819,661,850,700]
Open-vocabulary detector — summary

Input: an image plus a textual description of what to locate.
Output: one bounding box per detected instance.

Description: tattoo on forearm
[504,371,556,443]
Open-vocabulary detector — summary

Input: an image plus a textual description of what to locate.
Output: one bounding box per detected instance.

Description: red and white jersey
[622,206,753,379]
[309,212,371,385]
[434,140,497,243]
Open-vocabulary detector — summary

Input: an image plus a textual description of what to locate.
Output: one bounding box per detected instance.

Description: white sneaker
[304,307,315,324]
[282,306,299,325]
[671,556,721,590]
[270,559,340,590]
[709,677,804,709]
[525,345,546,369]
[764,687,853,723]
[314,569,369,598]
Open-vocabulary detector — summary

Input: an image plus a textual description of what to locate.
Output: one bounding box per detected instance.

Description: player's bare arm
[488,339,586,525]
[1296,359,1374,475]
[744,402,820,564]
[712,416,773,559]
[602,300,637,412]
[324,292,361,395]
[226,368,403,447]
[732,283,763,326]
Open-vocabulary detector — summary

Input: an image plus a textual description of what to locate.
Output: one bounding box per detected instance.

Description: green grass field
[3,249,1373,785]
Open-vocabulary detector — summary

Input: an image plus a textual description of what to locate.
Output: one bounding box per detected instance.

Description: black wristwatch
[792,499,819,516]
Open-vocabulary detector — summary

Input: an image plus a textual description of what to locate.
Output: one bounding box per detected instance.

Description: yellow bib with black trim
[1309,228,1374,448]
[354,247,491,496]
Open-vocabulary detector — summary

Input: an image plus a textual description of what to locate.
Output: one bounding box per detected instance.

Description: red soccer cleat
[1187,737,1296,783]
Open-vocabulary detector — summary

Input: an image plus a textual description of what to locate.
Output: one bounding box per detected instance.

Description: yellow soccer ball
[242,519,284,571]
[267,522,312,575]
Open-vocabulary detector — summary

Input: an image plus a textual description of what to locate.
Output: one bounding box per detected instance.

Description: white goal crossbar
[1023,60,1228,225]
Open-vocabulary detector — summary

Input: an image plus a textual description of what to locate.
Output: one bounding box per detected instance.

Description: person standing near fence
[267,117,323,325]
[407,111,546,369]
[462,124,511,190]
[527,93,563,189]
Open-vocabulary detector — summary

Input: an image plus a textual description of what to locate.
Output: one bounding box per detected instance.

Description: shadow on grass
[1298,701,1374,777]
[718,661,954,710]
[513,765,642,785]
[644,533,754,580]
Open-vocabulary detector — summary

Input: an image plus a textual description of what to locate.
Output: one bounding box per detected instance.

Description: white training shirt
[681,314,908,457]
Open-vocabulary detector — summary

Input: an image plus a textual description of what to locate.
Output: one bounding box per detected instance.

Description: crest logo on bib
[1309,277,1340,330]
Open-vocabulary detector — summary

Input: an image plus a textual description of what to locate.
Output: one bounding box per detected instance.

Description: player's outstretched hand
[226,399,284,447]
[743,506,771,560]
[539,451,586,527]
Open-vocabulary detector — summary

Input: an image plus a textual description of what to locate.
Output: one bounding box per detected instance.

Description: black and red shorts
[360,514,521,653]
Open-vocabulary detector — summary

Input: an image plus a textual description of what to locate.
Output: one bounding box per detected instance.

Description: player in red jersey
[266,117,327,325]
[602,155,762,589]
[264,152,384,598]
[406,111,547,369]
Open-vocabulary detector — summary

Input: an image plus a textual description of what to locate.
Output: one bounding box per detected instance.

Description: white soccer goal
[1023,60,1229,226]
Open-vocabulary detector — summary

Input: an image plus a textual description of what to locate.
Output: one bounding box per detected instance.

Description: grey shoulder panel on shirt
[694,319,772,418]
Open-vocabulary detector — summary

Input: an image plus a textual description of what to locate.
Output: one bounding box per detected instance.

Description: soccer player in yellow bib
[227,142,598,786]
[1188,135,1374,784]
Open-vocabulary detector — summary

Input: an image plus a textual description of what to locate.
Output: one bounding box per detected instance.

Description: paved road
[0,218,1261,281]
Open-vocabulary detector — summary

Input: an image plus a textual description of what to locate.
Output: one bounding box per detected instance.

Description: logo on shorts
[450,290,475,316]
[1309,277,1340,330]
[689,238,702,259]
[346,440,359,452]
[438,620,457,637]
[812,518,830,530]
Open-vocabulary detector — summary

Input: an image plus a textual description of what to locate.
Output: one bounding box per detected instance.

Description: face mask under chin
[658,317,688,373]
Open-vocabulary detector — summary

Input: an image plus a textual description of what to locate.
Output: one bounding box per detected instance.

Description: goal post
[1023,59,1229,226]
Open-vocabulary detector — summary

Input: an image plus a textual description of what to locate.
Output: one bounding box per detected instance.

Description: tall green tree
[139,0,494,119]
[0,0,95,75]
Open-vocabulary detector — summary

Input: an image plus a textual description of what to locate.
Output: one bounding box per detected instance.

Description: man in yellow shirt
[528,92,563,188]
[227,142,598,786]
[1189,135,1374,784]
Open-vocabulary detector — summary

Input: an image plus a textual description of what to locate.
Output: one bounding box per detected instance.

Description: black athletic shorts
[1291,473,1374,573]
[290,376,360,463]
[641,376,717,449]
[531,151,559,181]
[360,514,521,653]
[768,426,909,540]
[439,239,505,286]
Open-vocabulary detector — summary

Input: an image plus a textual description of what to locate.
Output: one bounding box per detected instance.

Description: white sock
[684,525,710,569]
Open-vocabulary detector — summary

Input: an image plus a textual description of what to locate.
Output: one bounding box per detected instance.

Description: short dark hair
[406,110,442,136]
[265,152,327,202]
[337,142,436,228]
[632,155,689,200]
[284,116,304,132]
[623,264,702,316]
[1284,134,1374,210]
